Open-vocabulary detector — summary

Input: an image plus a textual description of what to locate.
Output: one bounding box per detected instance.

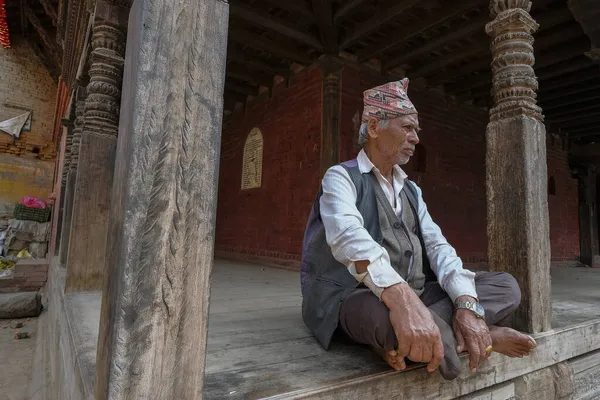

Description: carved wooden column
[575,166,600,267]
[59,88,86,265]
[485,0,551,333]
[320,58,342,175]
[65,17,125,291]
[53,117,74,254]
[94,0,228,397]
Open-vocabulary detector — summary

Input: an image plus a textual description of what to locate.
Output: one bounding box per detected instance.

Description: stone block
[0,292,42,319]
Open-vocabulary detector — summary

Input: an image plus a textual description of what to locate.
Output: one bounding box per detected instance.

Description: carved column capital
[323,73,340,99]
[486,1,542,122]
[70,93,87,173]
[84,22,126,138]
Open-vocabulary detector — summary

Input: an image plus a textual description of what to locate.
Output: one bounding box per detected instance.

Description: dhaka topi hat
[361,78,418,123]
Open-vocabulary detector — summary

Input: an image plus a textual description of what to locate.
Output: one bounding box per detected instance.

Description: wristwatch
[455,300,485,319]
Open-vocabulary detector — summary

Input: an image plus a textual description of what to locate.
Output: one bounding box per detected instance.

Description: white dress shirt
[319,149,477,302]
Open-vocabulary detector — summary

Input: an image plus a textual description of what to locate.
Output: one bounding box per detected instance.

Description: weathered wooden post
[485,0,552,333]
[94,0,229,398]
[64,4,127,291]
[59,87,85,265]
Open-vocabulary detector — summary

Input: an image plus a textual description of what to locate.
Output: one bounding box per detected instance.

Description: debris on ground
[10,321,23,329]
[14,332,29,339]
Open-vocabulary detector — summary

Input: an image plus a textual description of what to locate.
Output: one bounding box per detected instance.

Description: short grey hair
[358,119,389,147]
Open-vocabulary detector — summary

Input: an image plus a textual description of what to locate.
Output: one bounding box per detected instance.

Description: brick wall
[0,153,55,210]
[215,64,580,267]
[215,66,322,262]
[547,137,580,260]
[0,38,57,160]
[0,259,48,293]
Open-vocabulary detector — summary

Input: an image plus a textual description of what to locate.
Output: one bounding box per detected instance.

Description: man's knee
[490,271,522,312]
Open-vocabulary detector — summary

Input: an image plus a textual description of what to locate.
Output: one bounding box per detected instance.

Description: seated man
[300,78,536,379]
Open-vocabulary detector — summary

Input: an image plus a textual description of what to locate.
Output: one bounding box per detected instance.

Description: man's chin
[396,156,411,165]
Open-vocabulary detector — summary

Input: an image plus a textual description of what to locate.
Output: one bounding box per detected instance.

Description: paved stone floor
[0,316,37,400]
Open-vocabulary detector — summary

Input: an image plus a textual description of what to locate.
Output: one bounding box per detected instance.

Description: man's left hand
[452,296,492,372]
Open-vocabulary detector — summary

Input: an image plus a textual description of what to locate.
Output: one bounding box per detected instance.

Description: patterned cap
[361,78,417,123]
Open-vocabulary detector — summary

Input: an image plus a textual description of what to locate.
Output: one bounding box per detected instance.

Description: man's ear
[367,118,379,139]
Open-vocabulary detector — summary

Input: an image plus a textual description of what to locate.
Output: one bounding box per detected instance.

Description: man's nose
[409,131,420,144]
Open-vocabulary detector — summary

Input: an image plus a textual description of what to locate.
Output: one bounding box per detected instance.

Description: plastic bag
[16,249,32,258]
[19,196,47,209]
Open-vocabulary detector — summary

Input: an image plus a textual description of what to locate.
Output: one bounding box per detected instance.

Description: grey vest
[300,159,435,349]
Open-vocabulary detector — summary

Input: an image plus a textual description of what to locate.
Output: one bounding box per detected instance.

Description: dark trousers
[338,272,521,379]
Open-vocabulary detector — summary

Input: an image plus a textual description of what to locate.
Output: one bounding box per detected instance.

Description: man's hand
[381,284,444,373]
[452,296,492,372]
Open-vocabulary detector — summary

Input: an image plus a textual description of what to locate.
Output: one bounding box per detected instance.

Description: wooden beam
[94,0,228,397]
[359,0,482,62]
[384,14,488,70]
[340,0,421,50]
[450,56,594,96]
[571,130,600,139]
[541,92,600,111]
[540,83,600,103]
[311,0,337,53]
[225,80,259,97]
[548,103,600,118]
[333,0,369,24]
[535,40,591,70]
[227,63,273,87]
[541,69,600,92]
[20,0,28,35]
[449,33,589,85]
[227,51,290,77]
[229,3,324,50]
[538,57,594,81]
[228,28,312,65]
[422,11,578,82]
[24,6,61,69]
[39,0,58,26]
[28,37,59,80]
[262,0,315,21]
[411,40,486,80]
[560,116,600,130]
[548,111,600,124]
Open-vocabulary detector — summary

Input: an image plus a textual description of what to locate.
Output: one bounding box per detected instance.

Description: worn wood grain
[262,319,600,400]
[486,117,552,333]
[94,0,229,398]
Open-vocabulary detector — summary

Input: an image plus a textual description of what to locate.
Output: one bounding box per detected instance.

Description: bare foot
[490,326,536,358]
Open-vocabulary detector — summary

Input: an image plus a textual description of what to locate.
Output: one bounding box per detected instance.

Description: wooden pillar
[59,88,86,265]
[65,12,126,291]
[577,166,599,266]
[320,58,341,175]
[94,0,228,398]
[485,1,552,333]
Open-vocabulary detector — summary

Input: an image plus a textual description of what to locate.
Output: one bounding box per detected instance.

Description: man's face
[369,114,420,165]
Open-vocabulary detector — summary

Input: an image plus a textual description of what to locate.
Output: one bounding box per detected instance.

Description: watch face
[474,302,485,317]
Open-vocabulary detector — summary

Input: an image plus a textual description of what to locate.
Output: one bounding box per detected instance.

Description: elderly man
[300,78,536,379]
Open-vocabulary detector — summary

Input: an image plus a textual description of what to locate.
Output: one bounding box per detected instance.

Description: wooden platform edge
[264,318,600,400]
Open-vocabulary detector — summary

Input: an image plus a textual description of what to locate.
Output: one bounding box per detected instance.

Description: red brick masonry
[0,258,48,293]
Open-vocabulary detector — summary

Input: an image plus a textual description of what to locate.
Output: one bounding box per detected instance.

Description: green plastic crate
[13,203,51,223]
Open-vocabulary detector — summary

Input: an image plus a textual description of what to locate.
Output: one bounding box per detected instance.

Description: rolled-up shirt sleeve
[413,183,478,302]
[319,166,404,291]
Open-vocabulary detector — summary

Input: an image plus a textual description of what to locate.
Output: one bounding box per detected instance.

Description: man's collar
[357,149,408,180]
